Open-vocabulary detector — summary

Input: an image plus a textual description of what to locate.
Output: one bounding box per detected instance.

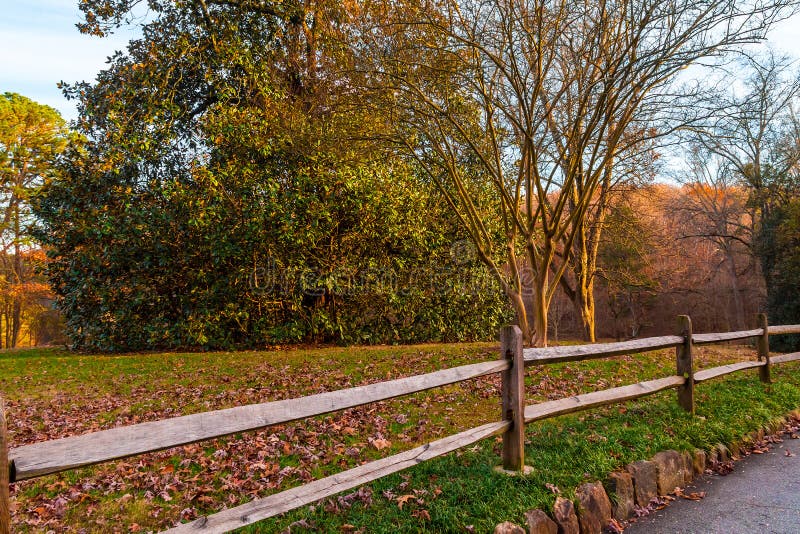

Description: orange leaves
[370,437,392,450]
[674,487,706,501]
[395,494,415,509]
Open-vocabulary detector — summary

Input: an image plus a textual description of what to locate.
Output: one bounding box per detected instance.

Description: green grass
[1,342,798,532]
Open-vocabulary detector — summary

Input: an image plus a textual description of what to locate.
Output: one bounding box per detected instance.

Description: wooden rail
[694,361,766,383]
[771,352,800,365]
[768,324,800,335]
[523,335,684,365]
[9,359,509,481]
[692,329,763,345]
[165,421,509,533]
[2,316,800,532]
[524,376,685,423]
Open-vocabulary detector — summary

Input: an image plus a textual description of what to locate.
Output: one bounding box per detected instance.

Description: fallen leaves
[606,518,624,533]
[683,491,707,501]
[545,483,561,495]
[411,508,431,521]
[6,346,496,531]
[370,437,392,450]
[395,494,415,509]
[674,487,706,501]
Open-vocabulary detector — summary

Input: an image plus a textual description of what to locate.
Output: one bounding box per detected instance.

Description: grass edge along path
[1,344,798,532]
[249,362,800,534]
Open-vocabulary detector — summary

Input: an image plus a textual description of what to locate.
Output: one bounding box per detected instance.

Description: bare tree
[556,129,660,341]
[690,50,800,295]
[672,154,755,329]
[698,51,800,195]
[368,0,794,346]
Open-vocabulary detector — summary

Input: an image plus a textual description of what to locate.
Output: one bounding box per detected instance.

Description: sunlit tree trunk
[10,206,21,348]
[531,271,549,347]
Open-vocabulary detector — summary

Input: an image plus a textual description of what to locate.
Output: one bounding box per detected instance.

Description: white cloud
[0,30,122,85]
[767,17,800,56]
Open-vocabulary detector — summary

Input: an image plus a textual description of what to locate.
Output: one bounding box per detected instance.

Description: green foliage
[0,92,69,184]
[598,203,660,338]
[759,200,800,351]
[32,2,511,351]
[0,93,72,347]
[5,344,800,531]
[35,140,510,351]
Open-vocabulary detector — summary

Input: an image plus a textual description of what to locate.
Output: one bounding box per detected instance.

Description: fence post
[500,325,525,472]
[757,313,771,384]
[0,399,10,534]
[676,315,694,414]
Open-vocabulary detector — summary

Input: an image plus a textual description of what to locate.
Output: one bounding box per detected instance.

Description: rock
[575,482,613,534]
[604,471,635,521]
[728,441,742,460]
[692,449,707,475]
[552,497,580,534]
[716,443,730,463]
[652,450,684,495]
[494,521,526,534]
[681,451,694,484]
[626,460,657,506]
[524,509,557,534]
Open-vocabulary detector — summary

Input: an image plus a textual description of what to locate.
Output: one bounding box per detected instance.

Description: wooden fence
[2,314,800,533]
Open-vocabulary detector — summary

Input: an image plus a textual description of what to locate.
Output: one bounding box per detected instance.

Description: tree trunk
[3,304,9,349]
[506,290,533,346]
[531,269,549,347]
[10,208,22,348]
[569,232,598,342]
[725,250,746,331]
[573,287,596,342]
[10,301,20,349]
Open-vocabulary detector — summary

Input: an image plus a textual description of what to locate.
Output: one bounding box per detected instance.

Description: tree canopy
[0,93,70,347]
[29,0,800,350]
[33,1,511,351]
[366,0,795,345]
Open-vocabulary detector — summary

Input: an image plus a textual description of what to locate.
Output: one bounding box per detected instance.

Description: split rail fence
[1,314,800,533]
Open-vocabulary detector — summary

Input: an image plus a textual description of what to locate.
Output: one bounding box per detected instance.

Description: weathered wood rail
[1,316,799,533]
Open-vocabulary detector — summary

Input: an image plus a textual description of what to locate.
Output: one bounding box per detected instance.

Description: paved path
[625,439,800,534]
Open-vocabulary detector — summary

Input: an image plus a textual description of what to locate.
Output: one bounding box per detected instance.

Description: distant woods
[23,0,800,351]
[0,93,68,349]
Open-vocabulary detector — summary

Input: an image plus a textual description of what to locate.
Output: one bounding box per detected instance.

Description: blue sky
[0,0,136,121]
[2,1,800,122]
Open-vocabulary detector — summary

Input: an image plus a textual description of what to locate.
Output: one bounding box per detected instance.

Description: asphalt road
[624,439,800,534]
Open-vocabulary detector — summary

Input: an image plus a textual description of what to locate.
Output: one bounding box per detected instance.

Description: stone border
[493,411,800,534]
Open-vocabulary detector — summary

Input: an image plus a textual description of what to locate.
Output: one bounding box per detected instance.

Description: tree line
[4,0,800,351]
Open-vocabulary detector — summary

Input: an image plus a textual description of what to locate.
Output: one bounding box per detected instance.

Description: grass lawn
[2,341,799,533]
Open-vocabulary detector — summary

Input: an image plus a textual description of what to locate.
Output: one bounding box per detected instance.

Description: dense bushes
[28,2,513,351]
[760,201,800,351]
[34,126,511,351]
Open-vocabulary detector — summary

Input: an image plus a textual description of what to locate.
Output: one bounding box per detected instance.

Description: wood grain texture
[691,329,762,345]
[676,316,694,414]
[500,326,525,472]
[523,336,683,366]
[0,399,9,534]
[10,359,510,481]
[770,352,800,365]
[767,325,800,335]
[693,361,765,383]
[757,314,770,383]
[523,376,684,423]
[163,421,509,533]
